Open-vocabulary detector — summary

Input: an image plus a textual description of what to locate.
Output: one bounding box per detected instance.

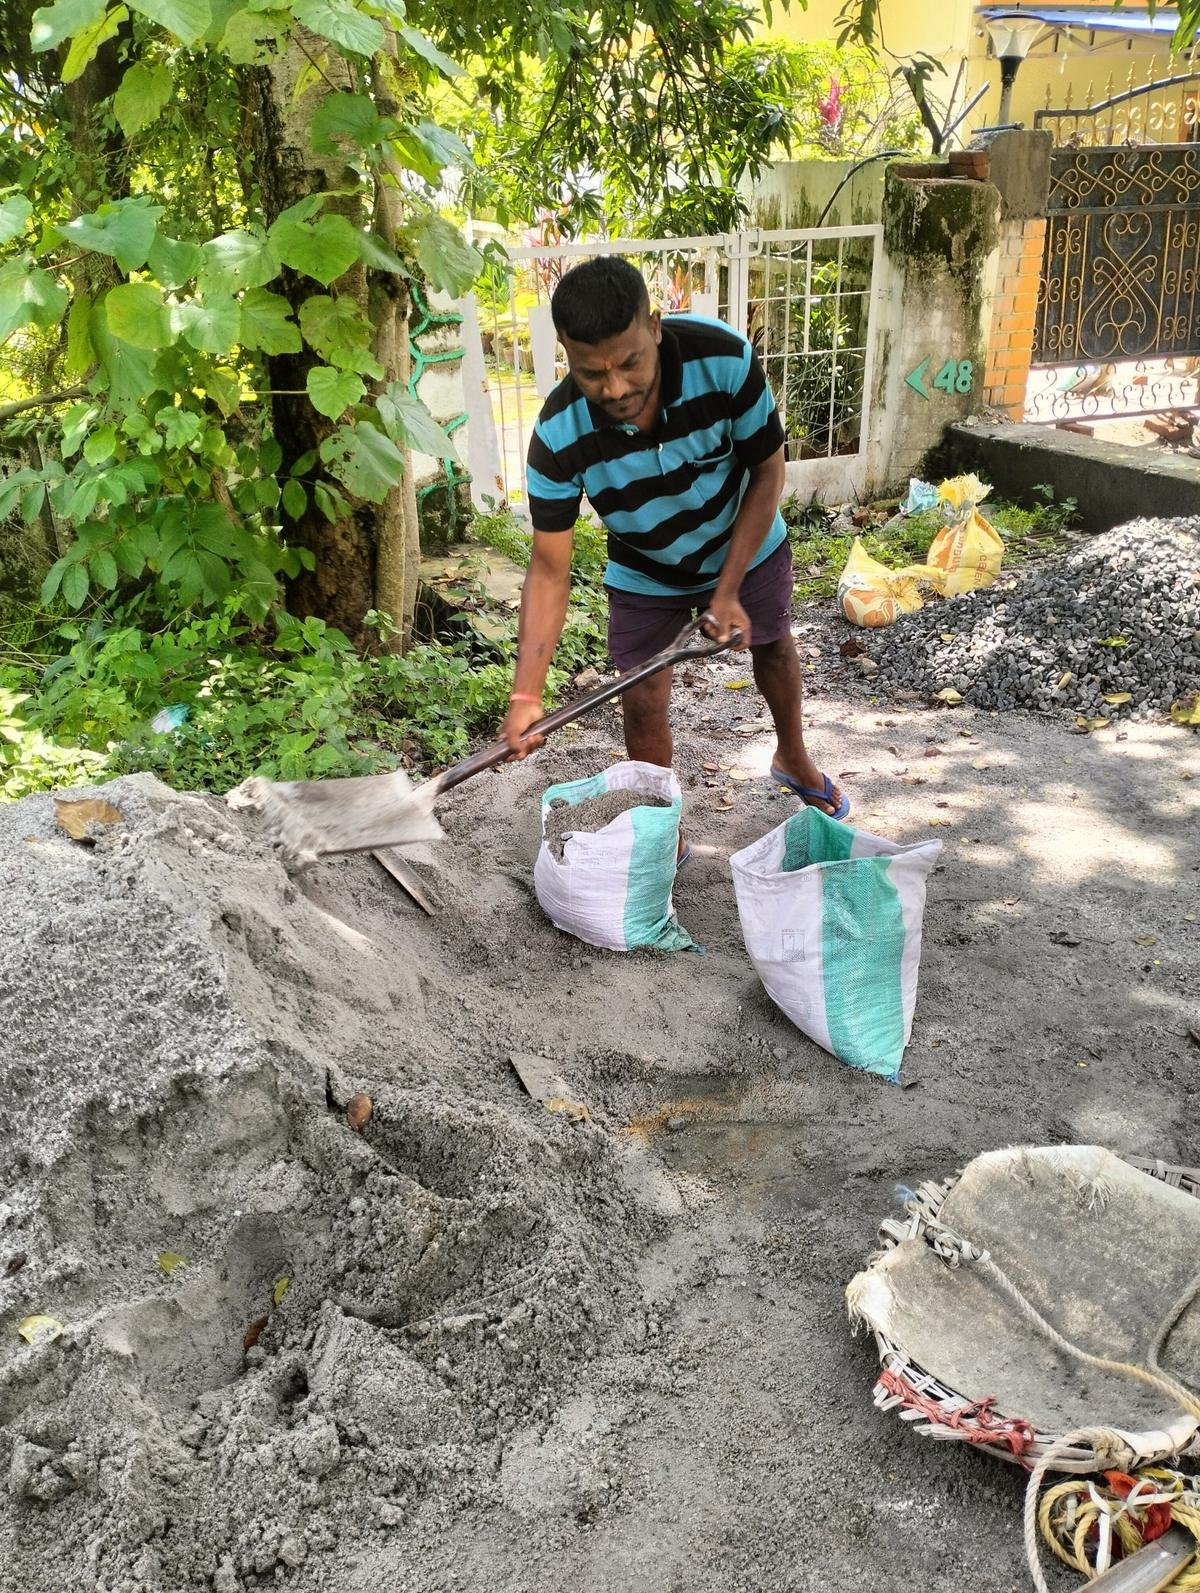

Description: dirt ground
[2,604,1198,1593]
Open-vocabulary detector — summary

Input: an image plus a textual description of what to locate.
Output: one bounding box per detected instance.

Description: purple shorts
[605,542,795,670]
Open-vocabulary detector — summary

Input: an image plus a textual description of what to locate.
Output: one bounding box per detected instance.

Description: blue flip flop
[676,840,693,869]
[770,766,851,821]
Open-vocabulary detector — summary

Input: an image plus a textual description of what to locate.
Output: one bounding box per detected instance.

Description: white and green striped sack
[730,807,941,1080]
[534,761,696,954]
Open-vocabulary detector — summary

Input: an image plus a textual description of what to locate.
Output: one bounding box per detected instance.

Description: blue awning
[979,6,1180,35]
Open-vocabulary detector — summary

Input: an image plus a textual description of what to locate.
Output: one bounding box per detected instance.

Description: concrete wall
[749,158,888,231]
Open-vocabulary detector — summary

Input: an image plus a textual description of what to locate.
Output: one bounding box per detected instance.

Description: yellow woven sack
[837,538,941,628]
[926,475,1004,596]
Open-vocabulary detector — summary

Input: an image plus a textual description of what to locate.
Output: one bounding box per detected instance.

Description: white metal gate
[460,225,884,517]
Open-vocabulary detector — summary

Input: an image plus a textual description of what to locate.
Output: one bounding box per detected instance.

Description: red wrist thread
[509,692,542,704]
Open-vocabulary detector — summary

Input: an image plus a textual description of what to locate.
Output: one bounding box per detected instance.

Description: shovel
[227,618,741,866]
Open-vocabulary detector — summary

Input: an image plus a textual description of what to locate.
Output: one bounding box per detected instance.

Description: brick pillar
[970,128,1052,422]
[983,217,1046,417]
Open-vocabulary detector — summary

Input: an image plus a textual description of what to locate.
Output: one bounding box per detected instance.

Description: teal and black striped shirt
[525,315,787,597]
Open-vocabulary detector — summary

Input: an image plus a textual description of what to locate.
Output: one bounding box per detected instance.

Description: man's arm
[703,444,786,646]
[500,527,576,756]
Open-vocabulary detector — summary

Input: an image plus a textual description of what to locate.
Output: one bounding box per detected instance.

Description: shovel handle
[434,618,742,796]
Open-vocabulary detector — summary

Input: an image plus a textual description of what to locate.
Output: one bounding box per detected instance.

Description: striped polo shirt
[525,314,787,596]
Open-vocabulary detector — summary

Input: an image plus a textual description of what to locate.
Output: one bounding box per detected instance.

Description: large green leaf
[282,478,307,519]
[403,212,480,297]
[89,548,120,590]
[29,0,104,51]
[397,24,462,78]
[310,92,391,154]
[126,0,211,43]
[113,60,173,133]
[200,228,279,293]
[0,196,32,247]
[62,3,127,81]
[0,258,69,339]
[320,421,405,501]
[393,120,471,185]
[354,229,405,274]
[298,292,370,360]
[199,365,242,415]
[291,0,382,55]
[60,200,162,273]
[65,292,95,376]
[88,304,164,410]
[173,294,241,353]
[240,287,300,354]
[307,365,365,419]
[104,282,170,349]
[62,563,90,610]
[270,213,361,285]
[147,233,203,289]
[377,386,456,459]
[219,7,289,63]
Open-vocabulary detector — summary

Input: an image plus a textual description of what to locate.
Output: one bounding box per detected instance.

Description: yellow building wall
[764,0,1194,143]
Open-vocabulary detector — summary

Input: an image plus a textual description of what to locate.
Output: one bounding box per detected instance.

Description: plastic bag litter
[837,538,939,628]
[730,807,940,1080]
[900,478,939,516]
[534,760,696,953]
[926,474,1004,596]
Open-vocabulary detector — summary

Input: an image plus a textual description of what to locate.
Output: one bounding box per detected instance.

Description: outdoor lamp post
[985,14,1045,124]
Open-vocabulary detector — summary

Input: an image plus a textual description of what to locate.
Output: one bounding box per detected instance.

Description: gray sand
[543,788,671,862]
[1,632,1197,1593]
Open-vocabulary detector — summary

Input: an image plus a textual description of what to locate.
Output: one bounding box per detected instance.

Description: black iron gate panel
[1034,146,1200,366]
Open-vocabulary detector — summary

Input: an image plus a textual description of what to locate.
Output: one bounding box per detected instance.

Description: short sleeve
[526,425,582,532]
[728,342,785,469]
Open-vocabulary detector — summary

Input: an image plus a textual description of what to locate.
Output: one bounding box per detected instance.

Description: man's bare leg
[619,668,674,767]
[750,636,843,816]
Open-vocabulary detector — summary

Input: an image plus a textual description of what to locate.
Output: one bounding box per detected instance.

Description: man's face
[560,310,662,423]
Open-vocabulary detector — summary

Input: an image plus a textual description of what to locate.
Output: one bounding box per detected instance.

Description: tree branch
[0,388,87,422]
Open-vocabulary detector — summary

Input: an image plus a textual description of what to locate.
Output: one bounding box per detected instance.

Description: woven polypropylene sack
[534,761,695,953]
[730,808,941,1078]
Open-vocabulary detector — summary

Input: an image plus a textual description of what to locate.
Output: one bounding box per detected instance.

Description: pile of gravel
[543,788,670,862]
[869,518,1200,718]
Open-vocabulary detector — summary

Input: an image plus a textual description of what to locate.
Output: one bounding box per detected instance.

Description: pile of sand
[0,775,660,1592]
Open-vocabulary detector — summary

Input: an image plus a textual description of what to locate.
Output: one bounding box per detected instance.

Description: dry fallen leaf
[702,762,719,773]
[543,1096,591,1123]
[53,797,123,843]
[272,1278,291,1307]
[933,688,963,705]
[17,1314,62,1346]
[928,818,952,828]
[971,758,989,770]
[1057,672,1073,689]
[1134,935,1158,947]
[157,1251,187,1276]
[243,1315,269,1352]
[728,769,751,782]
[1103,693,1132,706]
[1171,693,1200,726]
[839,637,866,658]
[940,632,956,643]
[923,746,942,758]
[346,1094,373,1132]
[723,680,751,691]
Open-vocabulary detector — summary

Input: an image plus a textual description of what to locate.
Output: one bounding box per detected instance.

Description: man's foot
[676,828,692,867]
[770,761,849,821]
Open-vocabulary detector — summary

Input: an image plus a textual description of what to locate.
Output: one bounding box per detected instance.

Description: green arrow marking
[905,356,932,399]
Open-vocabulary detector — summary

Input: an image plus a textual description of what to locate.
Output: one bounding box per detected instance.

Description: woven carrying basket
[862,1153,1200,1473]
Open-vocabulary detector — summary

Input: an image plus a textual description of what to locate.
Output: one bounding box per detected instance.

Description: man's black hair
[550,257,650,344]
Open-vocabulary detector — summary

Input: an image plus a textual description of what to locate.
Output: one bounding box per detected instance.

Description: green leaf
[113,536,147,578]
[200,228,279,294]
[62,3,126,82]
[307,365,365,419]
[0,258,69,338]
[298,292,369,359]
[61,401,101,457]
[113,60,173,133]
[275,194,328,228]
[60,200,162,273]
[377,386,456,458]
[353,230,405,275]
[30,0,104,51]
[320,420,404,500]
[393,120,471,185]
[397,23,462,78]
[403,212,480,297]
[126,0,211,44]
[89,301,162,410]
[89,548,119,590]
[65,292,95,376]
[104,282,169,349]
[41,557,68,605]
[239,287,300,354]
[62,563,90,609]
[282,478,307,519]
[83,423,117,464]
[200,365,242,415]
[291,0,383,55]
[155,404,202,448]
[147,233,203,289]
[173,294,241,353]
[312,480,348,521]
[0,196,32,247]
[219,5,288,60]
[310,92,391,155]
[270,213,361,286]
[195,549,232,603]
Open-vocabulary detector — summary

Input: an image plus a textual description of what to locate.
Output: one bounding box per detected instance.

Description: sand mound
[0,775,658,1593]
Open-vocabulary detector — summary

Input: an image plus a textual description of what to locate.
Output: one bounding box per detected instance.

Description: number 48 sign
[906,356,975,399]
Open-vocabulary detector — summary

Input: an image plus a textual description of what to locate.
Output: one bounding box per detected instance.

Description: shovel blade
[228,769,443,865]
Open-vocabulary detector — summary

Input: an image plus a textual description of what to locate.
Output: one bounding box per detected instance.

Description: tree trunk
[245,42,415,651]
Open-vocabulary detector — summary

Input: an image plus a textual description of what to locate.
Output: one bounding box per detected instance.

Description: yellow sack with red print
[925,474,1004,596]
[837,539,940,629]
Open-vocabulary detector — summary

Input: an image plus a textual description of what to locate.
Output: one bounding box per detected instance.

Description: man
[500,256,848,829]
